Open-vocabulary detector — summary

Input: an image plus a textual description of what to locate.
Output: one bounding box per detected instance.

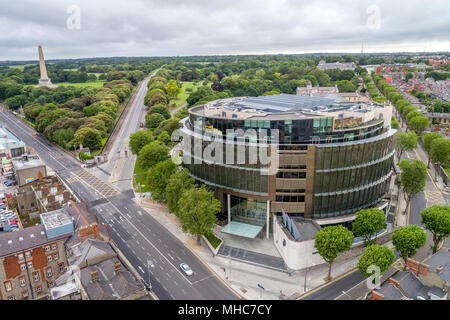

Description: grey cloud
[0,0,449,60]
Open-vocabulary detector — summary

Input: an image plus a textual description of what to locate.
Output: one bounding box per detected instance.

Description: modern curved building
[179,94,395,239]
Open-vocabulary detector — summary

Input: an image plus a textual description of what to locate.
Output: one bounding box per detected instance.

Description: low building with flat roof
[12,154,47,186]
[40,208,74,239]
[0,126,26,159]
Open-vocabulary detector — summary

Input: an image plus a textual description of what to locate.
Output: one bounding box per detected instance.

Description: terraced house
[179,94,395,240]
[0,209,73,300]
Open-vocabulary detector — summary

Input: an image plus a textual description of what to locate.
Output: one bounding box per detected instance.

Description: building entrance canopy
[221,221,263,239]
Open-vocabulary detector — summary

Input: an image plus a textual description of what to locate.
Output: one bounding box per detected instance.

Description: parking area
[0,172,20,233]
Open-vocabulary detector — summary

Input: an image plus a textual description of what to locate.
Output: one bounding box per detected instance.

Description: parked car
[4,180,16,187]
[5,193,13,198]
[141,278,152,291]
[180,263,193,276]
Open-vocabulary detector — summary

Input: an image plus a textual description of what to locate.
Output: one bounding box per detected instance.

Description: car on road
[180,263,193,276]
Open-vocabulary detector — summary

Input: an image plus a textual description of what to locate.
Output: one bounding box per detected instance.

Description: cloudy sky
[0,0,449,61]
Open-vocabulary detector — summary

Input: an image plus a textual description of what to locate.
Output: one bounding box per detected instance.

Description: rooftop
[0,224,71,257]
[194,94,383,120]
[422,247,450,283]
[41,208,73,229]
[40,208,74,239]
[12,154,45,171]
[0,126,26,150]
[80,257,143,300]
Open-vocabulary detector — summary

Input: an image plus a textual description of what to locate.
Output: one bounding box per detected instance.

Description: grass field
[8,64,34,71]
[172,81,205,107]
[133,161,150,193]
[54,81,106,88]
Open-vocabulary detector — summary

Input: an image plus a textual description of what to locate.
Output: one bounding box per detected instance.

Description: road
[97,71,154,192]
[0,99,238,300]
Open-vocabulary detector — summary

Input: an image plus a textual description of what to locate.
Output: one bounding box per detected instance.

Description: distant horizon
[1,49,449,64]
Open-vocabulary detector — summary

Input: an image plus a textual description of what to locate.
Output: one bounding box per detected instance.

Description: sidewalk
[135,195,365,300]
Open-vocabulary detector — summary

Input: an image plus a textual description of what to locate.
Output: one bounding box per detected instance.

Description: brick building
[15,175,72,221]
[371,248,449,300]
[0,209,74,300]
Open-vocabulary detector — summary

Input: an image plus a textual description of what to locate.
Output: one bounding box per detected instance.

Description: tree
[391,118,399,129]
[146,159,177,202]
[422,132,442,168]
[166,169,195,215]
[405,72,413,82]
[406,110,423,124]
[148,104,171,119]
[177,186,220,244]
[137,141,169,170]
[395,131,418,160]
[164,80,181,98]
[430,138,450,181]
[314,225,354,281]
[421,205,450,254]
[398,159,427,215]
[352,208,387,246]
[146,112,165,129]
[336,80,356,93]
[129,130,153,155]
[72,127,103,150]
[408,116,429,137]
[392,225,427,266]
[357,244,395,278]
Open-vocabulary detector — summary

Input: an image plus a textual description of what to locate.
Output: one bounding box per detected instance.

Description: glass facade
[230,195,267,227]
[189,114,384,145]
[182,101,396,222]
[312,132,395,218]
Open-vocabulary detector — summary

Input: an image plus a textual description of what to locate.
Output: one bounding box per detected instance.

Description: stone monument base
[36,78,57,89]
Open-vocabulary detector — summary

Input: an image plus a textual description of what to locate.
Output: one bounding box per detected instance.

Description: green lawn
[133,161,150,193]
[205,233,222,249]
[172,81,203,107]
[8,64,34,71]
[55,81,105,88]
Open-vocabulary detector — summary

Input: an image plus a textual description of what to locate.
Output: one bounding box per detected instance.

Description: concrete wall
[16,166,47,186]
[273,216,325,270]
[273,215,393,270]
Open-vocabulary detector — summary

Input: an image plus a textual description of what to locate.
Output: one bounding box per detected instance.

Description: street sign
[257,284,264,290]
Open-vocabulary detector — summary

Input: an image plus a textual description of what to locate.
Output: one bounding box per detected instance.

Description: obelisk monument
[36,45,57,88]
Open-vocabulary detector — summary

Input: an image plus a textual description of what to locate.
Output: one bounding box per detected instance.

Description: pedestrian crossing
[72,169,119,198]
[424,190,446,206]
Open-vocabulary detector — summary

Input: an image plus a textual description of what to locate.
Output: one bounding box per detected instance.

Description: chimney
[418,263,429,276]
[406,258,420,276]
[90,270,99,282]
[371,290,384,300]
[113,262,122,274]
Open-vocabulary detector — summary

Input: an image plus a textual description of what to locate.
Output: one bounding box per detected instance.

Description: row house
[0,209,74,300]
